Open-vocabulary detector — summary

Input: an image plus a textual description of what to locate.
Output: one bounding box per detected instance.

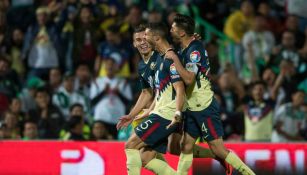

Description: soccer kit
[180,40,224,142]
[131,51,158,128]
[135,52,182,153]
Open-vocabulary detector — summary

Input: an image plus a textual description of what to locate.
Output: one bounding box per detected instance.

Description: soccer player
[118,23,185,175]
[168,14,256,175]
[118,24,232,174]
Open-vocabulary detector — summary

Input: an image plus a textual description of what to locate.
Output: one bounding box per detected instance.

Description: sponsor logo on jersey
[190,50,201,63]
[170,63,177,75]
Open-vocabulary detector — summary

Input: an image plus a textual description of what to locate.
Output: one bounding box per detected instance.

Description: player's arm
[166,51,196,85]
[128,88,153,118]
[173,81,185,113]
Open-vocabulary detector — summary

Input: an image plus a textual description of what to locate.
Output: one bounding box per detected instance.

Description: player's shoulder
[187,40,203,52]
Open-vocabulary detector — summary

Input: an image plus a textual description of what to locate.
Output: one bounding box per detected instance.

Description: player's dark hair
[146,22,168,39]
[173,14,195,36]
[133,23,147,34]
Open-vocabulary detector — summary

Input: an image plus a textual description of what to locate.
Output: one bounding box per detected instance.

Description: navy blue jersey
[137,51,159,90]
[180,40,214,111]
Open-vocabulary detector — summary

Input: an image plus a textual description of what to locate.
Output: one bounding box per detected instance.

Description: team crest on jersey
[170,63,177,75]
[190,50,201,63]
[150,62,156,70]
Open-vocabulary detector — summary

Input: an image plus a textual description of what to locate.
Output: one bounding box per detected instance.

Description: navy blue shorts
[184,98,224,142]
[134,113,178,153]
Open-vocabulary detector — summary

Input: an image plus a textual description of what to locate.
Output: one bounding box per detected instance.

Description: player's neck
[181,36,195,50]
[142,51,153,63]
[155,41,172,55]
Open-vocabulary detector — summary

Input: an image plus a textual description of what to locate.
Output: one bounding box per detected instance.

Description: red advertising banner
[0,142,306,175]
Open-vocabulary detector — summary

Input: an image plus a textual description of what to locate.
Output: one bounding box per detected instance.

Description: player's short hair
[134,24,147,34]
[146,22,168,39]
[173,14,195,36]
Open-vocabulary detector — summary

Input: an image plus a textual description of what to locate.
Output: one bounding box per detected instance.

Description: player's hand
[134,109,150,121]
[193,33,202,40]
[166,114,182,129]
[117,115,133,130]
[165,50,177,60]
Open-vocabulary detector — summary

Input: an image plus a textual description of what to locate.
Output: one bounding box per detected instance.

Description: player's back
[180,40,214,111]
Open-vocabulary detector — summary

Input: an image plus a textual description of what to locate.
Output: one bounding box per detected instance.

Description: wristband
[175,111,182,117]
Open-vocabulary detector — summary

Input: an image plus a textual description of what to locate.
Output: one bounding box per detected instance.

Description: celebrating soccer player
[118,23,185,175]
[168,14,256,175]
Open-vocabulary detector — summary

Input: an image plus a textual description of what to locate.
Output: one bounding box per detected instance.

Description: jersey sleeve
[139,76,150,89]
[185,47,202,75]
[166,59,181,84]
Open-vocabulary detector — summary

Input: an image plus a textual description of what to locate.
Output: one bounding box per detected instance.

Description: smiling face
[133,31,152,56]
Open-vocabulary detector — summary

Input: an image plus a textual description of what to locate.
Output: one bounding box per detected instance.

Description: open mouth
[140,44,149,50]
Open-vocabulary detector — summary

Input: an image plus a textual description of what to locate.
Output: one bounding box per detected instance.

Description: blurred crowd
[0,0,306,142]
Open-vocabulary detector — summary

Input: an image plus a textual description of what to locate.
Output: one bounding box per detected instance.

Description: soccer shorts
[184,98,224,142]
[134,113,178,153]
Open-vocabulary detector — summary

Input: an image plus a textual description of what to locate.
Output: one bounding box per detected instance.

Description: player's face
[144,28,156,48]
[170,22,181,43]
[133,31,152,55]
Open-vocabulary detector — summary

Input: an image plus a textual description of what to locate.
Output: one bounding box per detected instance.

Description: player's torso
[180,40,214,111]
[138,51,158,89]
[151,55,177,120]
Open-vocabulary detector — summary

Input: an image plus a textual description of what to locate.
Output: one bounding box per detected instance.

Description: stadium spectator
[242,81,275,141]
[65,115,85,141]
[95,24,134,78]
[3,111,20,139]
[0,122,9,139]
[271,30,302,69]
[73,6,98,70]
[52,72,88,119]
[90,120,113,141]
[9,98,27,127]
[224,1,254,43]
[22,7,62,80]
[60,103,90,140]
[242,14,275,81]
[6,28,25,77]
[74,63,91,98]
[48,68,62,94]
[278,59,306,103]
[261,67,285,110]
[272,90,306,142]
[282,15,305,48]
[215,70,245,139]
[19,77,45,113]
[90,56,132,138]
[147,9,163,23]
[28,87,64,139]
[60,4,78,72]
[224,0,254,74]
[257,1,283,37]
[22,120,38,140]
